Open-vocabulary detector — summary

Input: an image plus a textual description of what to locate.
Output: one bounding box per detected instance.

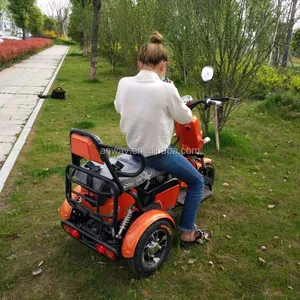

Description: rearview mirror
[181,95,193,104]
[201,66,214,82]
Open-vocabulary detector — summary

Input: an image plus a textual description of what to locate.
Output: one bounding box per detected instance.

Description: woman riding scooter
[114,31,211,245]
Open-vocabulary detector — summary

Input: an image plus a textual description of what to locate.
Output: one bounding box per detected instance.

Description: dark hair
[138,31,168,66]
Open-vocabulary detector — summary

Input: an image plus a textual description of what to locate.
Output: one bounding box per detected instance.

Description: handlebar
[186,97,229,110]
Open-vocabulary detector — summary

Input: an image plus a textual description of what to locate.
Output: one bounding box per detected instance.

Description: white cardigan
[114,70,192,157]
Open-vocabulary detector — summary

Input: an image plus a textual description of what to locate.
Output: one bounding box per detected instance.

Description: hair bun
[150,31,163,44]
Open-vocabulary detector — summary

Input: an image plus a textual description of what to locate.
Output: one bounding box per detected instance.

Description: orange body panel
[71,133,104,164]
[61,185,136,223]
[174,115,203,154]
[154,185,180,210]
[122,210,176,258]
[81,188,136,222]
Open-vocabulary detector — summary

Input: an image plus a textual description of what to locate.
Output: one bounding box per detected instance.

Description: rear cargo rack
[65,164,120,226]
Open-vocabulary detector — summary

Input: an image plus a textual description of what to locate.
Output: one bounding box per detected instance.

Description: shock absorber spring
[116,205,133,239]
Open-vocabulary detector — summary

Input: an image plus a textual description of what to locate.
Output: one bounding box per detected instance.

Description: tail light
[63,224,80,239]
[95,243,116,261]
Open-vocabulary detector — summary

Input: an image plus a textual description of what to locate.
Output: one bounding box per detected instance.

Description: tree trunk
[282,0,298,68]
[273,45,280,67]
[22,28,26,40]
[83,31,88,57]
[269,0,282,65]
[89,0,102,81]
[183,66,187,85]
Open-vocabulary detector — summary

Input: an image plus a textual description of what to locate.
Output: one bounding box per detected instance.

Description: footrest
[177,187,212,205]
[201,188,212,201]
[144,202,161,212]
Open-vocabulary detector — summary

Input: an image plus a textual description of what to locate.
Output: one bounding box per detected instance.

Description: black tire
[127,219,173,277]
[203,162,215,190]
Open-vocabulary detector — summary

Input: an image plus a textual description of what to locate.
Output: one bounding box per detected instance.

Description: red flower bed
[0,38,53,63]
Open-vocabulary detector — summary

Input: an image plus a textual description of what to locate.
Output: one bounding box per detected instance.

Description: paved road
[0,45,68,169]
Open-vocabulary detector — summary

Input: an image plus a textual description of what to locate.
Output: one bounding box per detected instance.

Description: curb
[0,46,70,193]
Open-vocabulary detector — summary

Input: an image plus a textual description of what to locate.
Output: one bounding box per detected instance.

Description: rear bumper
[61,220,120,261]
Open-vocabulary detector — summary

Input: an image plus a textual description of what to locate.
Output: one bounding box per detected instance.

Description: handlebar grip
[211,97,230,102]
[206,99,223,107]
[214,101,223,106]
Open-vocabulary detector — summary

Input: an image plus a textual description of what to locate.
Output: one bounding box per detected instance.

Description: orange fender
[121,210,176,258]
[60,185,82,220]
[60,199,73,220]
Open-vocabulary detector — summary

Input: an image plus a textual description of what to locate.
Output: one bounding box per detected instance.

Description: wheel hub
[147,241,161,255]
[142,229,168,267]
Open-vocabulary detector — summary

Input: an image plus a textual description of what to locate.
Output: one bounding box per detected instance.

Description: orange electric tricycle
[60,67,228,276]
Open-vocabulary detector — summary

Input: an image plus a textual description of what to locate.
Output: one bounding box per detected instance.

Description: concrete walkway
[0,45,69,189]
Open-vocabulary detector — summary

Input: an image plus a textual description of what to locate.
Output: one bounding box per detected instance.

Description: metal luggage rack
[65,163,120,226]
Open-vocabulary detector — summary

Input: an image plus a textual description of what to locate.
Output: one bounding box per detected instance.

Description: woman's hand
[163,77,174,84]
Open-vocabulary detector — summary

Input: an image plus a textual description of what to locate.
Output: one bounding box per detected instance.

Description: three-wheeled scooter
[60,66,228,276]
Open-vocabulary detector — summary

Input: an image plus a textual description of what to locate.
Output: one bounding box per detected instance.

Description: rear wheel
[128,219,173,277]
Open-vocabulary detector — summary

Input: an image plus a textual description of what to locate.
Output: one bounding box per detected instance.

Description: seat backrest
[70,132,104,164]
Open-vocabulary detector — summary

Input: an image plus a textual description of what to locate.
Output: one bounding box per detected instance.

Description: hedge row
[0,38,53,63]
[251,65,300,99]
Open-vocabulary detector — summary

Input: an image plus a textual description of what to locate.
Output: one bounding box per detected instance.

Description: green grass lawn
[0,47,299,300]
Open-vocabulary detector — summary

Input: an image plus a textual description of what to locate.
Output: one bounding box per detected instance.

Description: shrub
[251,65,300,100]
[251,66,290,99]
[42,30,57,39]
[290,75,300,94]
[0,38,53,63]
[258,91,300,119]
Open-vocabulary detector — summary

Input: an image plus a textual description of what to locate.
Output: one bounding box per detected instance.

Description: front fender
[121,210,176,258]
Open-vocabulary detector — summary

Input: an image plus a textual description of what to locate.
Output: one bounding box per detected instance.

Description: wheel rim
[142,228,168,268]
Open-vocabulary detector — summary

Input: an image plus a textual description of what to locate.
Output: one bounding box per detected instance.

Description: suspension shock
[116,205,133,239]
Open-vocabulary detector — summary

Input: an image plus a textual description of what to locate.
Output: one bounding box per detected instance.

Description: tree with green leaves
[99,0,122,71]
[110,0,157,73]
[48,0,70,37]
[69,0,92,56]
[8,0,35,40]
[43,15,58,32]
[154,0,200,84]
[28,6,44,37]
[0,0,7,16]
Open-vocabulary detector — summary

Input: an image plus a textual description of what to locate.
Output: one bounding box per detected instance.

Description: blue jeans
[146,147,204,231]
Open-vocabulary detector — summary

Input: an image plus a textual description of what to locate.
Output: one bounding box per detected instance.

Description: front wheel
[128,219,173,277]
[202,162,215,190]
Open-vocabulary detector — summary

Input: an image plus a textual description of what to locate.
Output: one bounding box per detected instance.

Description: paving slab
[0,143,12,162]
[0,45,69,175]
[0,136,16,143]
